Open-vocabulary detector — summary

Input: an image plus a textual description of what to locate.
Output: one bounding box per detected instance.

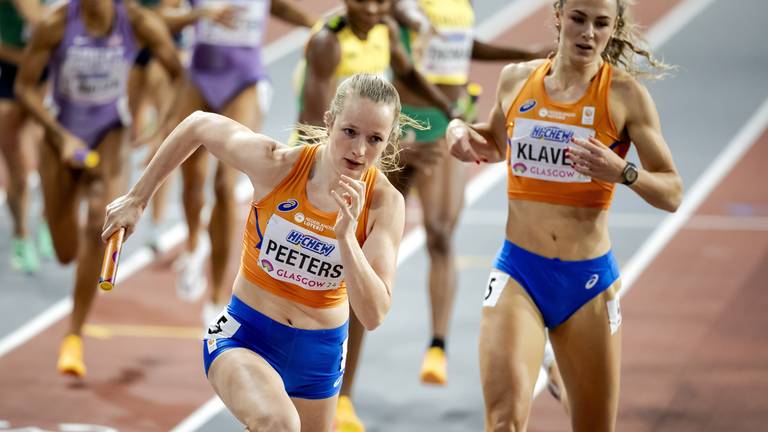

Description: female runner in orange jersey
[447,0,682,430]
[102,74,406,432]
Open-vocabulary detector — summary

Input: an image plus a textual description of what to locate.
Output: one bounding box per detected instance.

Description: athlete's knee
[485,402,529,432]
[424,222,456,256]
[244,409,300,432]
[47,223,79,263]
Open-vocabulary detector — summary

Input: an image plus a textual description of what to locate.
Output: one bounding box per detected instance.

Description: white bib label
[59,45,128,104]
[258,214,344,291]
[196,0,268,47]
[418,28,473,79]
[509,118,594,183]
[205,309,241,341]
[483,270,510,307]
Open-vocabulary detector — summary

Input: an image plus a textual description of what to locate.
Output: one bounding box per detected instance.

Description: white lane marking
[168,0,547,425]
[0,5,330,359]
[171,0,725,427]
[619,97,768,292]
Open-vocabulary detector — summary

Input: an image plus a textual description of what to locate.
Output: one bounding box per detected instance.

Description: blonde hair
[294,74,425,172]
[554,0,675,79]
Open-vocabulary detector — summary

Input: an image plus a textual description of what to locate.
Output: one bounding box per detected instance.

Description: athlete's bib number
[59,46,128,104]
[197,0,268,47]
[418,28,473,81]
[509,118,594,183]
[483,270,510,307]
[258,215,344,291]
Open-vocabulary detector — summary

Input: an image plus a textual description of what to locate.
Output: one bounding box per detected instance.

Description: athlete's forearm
[338,234,391,331]
[628,169,683,212]
[0,44,24,65]
[401,68,453,117]
[15,81,66,140]
[155,7,207,34]
[270,0,315,28]
[471,39,538,62]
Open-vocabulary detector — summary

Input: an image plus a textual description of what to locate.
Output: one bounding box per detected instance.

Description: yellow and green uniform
[400,0,476,143]
[0,0,45,99]
[295,15,390,114]
[291,15,391,145]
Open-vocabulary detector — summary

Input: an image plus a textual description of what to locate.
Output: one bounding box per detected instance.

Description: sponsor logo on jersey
[519,99,537,113]
[260,259,274,272]
[277,199,299,212]
[531,125,574,143]
[582,106,595,125]
[286,231,336,256]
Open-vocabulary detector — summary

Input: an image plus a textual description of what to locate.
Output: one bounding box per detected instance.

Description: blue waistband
[228,295,348,341]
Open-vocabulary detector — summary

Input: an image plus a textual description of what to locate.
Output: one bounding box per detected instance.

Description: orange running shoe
[334,395,365,432]
[57,334,86,378]
[420,346,447,385]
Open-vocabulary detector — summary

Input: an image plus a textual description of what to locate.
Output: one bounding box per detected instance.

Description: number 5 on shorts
[483,270,510,307]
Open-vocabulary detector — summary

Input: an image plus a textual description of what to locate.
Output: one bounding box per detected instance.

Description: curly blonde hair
[293,74,425,172]
[554,0,675,79]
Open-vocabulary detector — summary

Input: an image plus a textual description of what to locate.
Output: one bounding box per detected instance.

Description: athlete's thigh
[221,83,261,131]
[480,272,547,421]
[414,146,466,227]
[85,128,128,211]
[291,395,338,432]
[209,348,298,428]
[37,136,79,222]
[549,282,622,430]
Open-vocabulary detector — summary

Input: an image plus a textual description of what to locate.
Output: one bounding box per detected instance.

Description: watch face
[624,165,638,183]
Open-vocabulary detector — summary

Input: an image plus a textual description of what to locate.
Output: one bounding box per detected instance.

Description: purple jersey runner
[189,0,270,111]
[48,0,137,149]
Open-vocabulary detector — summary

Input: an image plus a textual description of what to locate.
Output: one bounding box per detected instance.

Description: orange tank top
[240,145,377,308]
[505,60,630,209]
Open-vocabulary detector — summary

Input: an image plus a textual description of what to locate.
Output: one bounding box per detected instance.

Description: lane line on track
[173,0,724,426]
[169,0,556,427]
[0,7,336,359]
[619,97,768,292]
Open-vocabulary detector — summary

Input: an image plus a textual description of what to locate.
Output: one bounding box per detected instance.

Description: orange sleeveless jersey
[505,60,630,209]
[240,145,377,308]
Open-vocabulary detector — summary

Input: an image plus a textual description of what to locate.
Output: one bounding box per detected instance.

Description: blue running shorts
[203,295,348,400]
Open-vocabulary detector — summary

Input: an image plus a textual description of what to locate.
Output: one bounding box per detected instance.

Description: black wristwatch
[621,161,639,186]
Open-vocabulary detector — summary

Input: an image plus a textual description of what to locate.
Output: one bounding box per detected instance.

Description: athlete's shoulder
[29,1,66,47]
[609,67,648,101]
[272,142,306,169]
[499,59,546,87]
[369,170,405,215]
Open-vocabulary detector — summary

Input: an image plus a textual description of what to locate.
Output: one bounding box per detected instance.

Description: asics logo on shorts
[585,274,599,290]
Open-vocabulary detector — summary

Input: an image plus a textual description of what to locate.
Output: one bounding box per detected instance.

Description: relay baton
[73,148,100,168]
[99,228,126,291]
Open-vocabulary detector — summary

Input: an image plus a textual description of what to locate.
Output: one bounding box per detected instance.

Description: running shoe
[174,235,209,302]
[11,237,39,274]
[420,346,447,385]
[57,334,86,378]
[334,395,365,432]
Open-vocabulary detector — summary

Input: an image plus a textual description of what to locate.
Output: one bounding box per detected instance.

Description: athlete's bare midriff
[232,271,350,330]
[505,199,611,261]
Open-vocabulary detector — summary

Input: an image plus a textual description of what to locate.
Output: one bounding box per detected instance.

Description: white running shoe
[174,235,210,302]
